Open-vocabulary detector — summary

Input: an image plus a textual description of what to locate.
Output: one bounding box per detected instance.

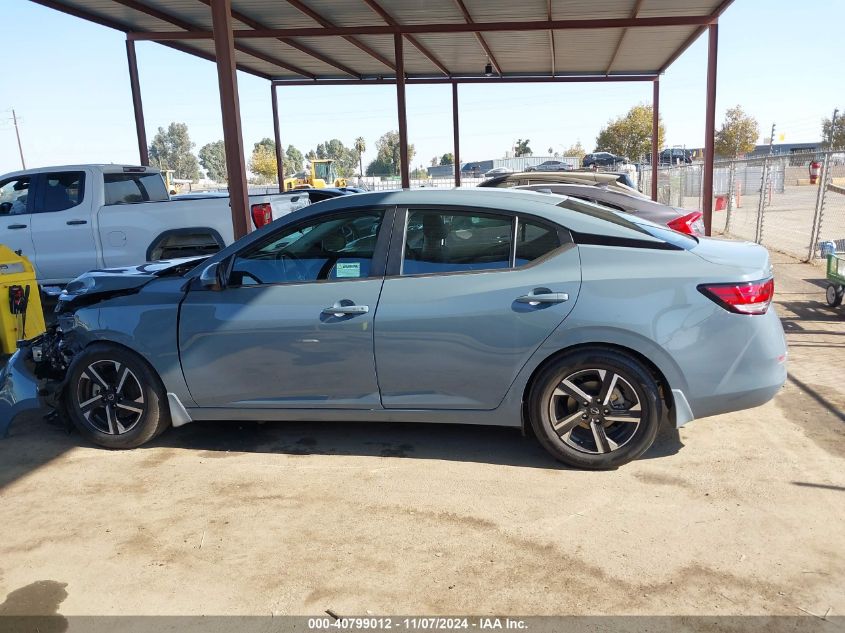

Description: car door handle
[66,220,87,225]
[322,302,369,317]
[516,290,569,305]
[6,224,27,230]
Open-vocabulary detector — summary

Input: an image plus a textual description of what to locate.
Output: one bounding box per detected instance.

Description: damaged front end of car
[0,257,206,437]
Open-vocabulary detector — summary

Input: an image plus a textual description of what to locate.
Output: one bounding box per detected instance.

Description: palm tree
[514,139,532,157]
[354,137,366,176]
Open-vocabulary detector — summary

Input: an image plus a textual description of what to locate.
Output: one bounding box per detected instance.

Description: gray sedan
[515,183,705,235]
[0,189,787,469]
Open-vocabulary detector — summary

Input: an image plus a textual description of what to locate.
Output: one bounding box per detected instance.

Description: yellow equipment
[282,159,348,191]
[0,245,46,354]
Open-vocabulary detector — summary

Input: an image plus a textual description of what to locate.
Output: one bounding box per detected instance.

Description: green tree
[514,139,532,157]
[411,166,428,179]
[595,104,664,161]
[198,140,226,182]
[821,109,845,149]
[284,145,304,176]
[562,141,586,161]
[148,122,200,180]
[366,130,416,177]
[714,106,760,158]
[439,153,454,166]
[354,137,366,176]
[249,137,278,183]
[313,139,358,177]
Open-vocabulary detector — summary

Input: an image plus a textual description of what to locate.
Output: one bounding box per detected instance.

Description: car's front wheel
[65,344,170,448]
[529,349,662,470]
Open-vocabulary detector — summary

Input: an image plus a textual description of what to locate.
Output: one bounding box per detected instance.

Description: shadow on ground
[0,412,685,488]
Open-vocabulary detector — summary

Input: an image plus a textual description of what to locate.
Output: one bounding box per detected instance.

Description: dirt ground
[0,253,843,618]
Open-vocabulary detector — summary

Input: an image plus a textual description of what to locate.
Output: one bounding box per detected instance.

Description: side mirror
[200,261,226,290]
[0,202,12,215]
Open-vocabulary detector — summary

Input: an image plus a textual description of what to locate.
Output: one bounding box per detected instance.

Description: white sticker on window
[336,262,361,278]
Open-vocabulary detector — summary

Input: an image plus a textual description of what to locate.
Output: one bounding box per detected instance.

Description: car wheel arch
[519,342,675,435]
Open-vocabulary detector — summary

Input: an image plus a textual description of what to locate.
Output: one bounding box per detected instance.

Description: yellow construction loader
[282,159,347,191]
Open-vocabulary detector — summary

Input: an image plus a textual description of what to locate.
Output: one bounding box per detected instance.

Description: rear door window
[37,171,85,212]
[104,173,169,205]
[403,211,513,275]
[402,210,564,275]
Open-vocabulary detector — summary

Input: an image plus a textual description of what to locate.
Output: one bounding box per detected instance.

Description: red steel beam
[129,15,716,40]
[28,0,269,78]
[194,0,360,78]
[362,0,451,76]
[452,82,461,187]
[125,39,149,166]
[210,0,250,239]
[271,84,284,191]
[702,23,718,236]
[110,0,316,78]
[454,0,503,75]
[547,0,555,76]
[394,34,410,189]
[658,0,734,73]
[605,0,644,75]
[651,78,659,201]
[283,0,395,71]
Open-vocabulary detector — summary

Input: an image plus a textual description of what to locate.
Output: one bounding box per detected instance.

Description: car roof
[1,164,159,179]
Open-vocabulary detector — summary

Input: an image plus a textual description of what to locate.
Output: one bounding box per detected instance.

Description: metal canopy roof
[32,0,732,82]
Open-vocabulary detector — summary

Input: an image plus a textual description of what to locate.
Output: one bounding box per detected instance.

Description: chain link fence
[640,150,845,262]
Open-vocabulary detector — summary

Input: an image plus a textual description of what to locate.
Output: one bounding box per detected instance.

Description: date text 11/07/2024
[306,617,528,630]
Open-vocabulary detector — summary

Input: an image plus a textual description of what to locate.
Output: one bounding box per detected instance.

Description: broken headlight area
[30,322,83,410]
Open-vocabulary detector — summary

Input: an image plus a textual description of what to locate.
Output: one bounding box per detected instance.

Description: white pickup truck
[0,164,318,285]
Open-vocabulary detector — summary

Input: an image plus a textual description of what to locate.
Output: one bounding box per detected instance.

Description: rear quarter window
[104,173,169,205]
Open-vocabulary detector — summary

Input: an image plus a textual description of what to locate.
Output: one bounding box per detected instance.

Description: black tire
[528,349,663,470]
[65,344,170,449]
[825,283,843,307]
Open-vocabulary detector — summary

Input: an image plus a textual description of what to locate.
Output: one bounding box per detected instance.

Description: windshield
[314,161,337,183]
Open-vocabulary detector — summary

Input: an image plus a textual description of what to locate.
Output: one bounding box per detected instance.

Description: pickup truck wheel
[65,345,170,449]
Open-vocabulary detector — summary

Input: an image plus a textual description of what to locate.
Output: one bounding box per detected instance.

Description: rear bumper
[685,308,788,420]
[0,348,50,437]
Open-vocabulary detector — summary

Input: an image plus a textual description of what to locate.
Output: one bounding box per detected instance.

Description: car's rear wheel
[825,283,843,307]
[65,344,170,449]
[529,349,662,470]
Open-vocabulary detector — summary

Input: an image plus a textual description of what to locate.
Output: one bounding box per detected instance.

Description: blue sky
[1,0,843,175]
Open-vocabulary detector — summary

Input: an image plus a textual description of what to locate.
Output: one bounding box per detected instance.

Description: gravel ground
[0,253,843,618]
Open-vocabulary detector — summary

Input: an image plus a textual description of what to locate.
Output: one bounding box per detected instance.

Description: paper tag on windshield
[336,262,361,278]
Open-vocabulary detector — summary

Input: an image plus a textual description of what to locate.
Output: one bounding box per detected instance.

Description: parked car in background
[583,152,627,169]
[0,164,328,285]
[3,189,786,470]
[514,183,705,235]
[525,160,572,172]
[479,170,639,193]
[645,148,695,165]
[483,167,515,178]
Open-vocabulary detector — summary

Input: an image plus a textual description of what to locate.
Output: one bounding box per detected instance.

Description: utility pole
[12,109,26,169]
[830,108,839,147]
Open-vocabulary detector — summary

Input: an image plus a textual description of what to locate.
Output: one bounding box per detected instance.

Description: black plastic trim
[570,230,683,251]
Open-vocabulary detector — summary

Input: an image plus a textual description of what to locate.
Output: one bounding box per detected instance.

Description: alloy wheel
[76,360,146,435]
[548,368,642,455]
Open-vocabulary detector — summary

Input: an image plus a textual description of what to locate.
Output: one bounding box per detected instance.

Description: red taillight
[251,203,273,228]
[698,278,774,315]
[667,211,704,235]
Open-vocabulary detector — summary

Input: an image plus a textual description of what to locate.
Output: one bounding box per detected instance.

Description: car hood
[59,256,207,310]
